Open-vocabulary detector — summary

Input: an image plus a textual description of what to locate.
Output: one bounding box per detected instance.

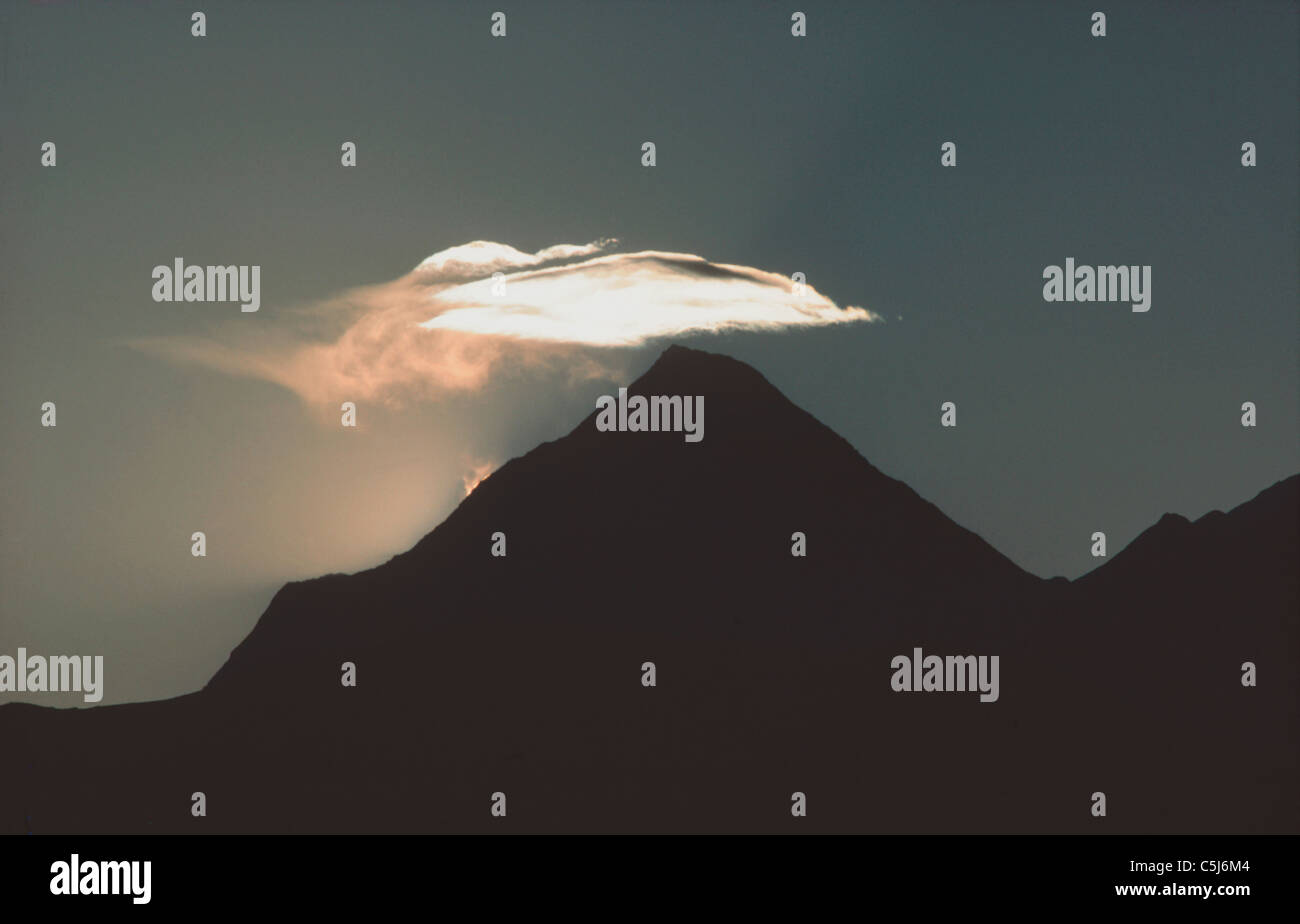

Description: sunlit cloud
[422,251,877,345]
[462,460,496,497]
[130,239,877,409]
[413,239,614,281]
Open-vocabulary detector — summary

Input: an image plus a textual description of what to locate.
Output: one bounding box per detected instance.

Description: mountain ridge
[3,344,1296,834]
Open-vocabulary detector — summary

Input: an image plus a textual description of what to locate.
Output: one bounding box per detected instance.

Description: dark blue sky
[2,0,1296,702]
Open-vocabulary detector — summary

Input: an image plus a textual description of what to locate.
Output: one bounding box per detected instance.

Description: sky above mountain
[1,1,1296,704]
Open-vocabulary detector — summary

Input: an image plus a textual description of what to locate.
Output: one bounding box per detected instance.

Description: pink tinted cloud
[131,239,875,409]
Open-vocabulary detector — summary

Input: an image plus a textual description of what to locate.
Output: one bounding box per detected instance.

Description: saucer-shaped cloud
[412,239,614,281]
[131,240,877,410]
[420,250,876,346]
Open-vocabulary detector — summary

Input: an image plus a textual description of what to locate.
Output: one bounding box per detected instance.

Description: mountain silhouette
[3,345,1296,833]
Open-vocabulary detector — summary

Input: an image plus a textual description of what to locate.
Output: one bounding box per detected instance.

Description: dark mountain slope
[3,346,1295,833]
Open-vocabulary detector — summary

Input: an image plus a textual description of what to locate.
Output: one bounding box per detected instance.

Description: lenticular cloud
[130,239,878,409]
[412,239,615,281]
[421,249,877,346]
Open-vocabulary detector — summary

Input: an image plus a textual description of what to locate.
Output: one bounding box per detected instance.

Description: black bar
[3,834,1287,911]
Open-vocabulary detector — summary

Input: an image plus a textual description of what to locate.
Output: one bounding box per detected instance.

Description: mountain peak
[629,343,782,397]
[6,347,1297,836]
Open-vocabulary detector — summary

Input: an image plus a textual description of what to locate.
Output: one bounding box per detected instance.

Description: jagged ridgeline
[3,347,1296,833]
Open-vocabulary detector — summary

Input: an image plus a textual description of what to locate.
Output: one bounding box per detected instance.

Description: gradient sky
[2,0,1296,704]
